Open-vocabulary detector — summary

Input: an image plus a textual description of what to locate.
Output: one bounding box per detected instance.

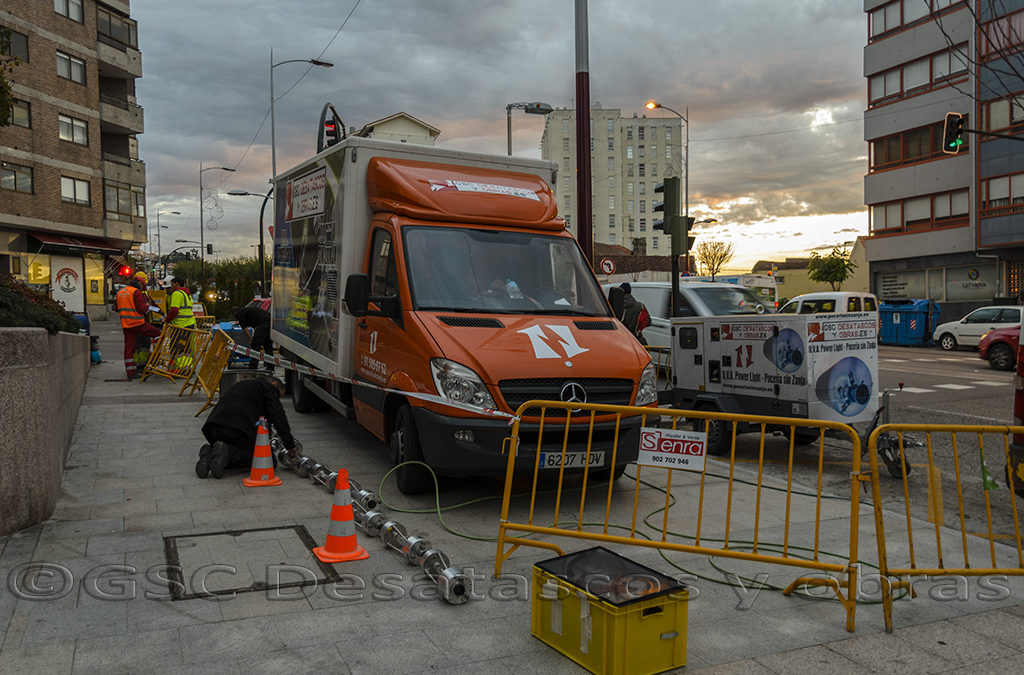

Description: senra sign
[637,427,708,472]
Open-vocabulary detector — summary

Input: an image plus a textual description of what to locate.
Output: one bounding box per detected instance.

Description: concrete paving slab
[753,644,874,674]
[71,626,183,674]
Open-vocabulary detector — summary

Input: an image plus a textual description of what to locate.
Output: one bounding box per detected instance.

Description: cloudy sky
[134,0,867,271]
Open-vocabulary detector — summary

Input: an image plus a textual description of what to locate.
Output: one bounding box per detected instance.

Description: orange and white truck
[271,137,656,493]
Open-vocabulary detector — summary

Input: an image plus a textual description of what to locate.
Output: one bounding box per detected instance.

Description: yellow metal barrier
[140,324,210,383]
[195,316,217,331]
[494,401,864,632]
[180,329,232,416]
[866,423,1024,632]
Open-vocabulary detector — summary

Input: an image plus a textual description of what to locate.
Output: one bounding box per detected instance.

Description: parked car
[778,291,878,314]
[932,305,1022,351]
[979,325,1020,371]
[602,281,773,365]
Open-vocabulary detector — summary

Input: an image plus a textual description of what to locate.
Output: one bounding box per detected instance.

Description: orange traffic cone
[242,418,283,487]
[313,468,369,563]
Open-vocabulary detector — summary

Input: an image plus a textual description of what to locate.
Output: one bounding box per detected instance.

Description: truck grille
[498,378,634,416]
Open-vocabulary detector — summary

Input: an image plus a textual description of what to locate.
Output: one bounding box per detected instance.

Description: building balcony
[102,153,146,187]
[99,95,144,135]
[97,39,142,80]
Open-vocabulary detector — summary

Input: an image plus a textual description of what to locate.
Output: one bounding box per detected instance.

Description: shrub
[0,273,79,335]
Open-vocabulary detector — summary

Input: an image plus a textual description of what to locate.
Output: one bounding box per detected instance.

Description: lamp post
[270,49,334,179]
[152,210,180,268]
[199,162,235,284]
[505,101,553,155]
[227,188,274,297]
[162,242,199,278]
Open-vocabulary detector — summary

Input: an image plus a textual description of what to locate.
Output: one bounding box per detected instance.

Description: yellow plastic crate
[531,547,688,674]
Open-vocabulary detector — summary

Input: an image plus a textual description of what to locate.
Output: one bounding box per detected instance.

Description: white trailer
[669,312,879,453]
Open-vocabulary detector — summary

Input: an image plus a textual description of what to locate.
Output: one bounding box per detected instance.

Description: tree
[807,247,856,291]
[0,27,19,127]
[694,240,734,280]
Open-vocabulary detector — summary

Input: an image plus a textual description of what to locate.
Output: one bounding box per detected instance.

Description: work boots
[210,441,230,479]
[195,444,212,478]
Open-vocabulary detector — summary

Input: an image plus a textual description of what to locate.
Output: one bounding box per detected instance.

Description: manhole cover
[163,525,339,600]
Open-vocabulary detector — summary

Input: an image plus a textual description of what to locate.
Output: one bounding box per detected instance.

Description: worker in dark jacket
[232,304,273,370]
[196,376,301,478]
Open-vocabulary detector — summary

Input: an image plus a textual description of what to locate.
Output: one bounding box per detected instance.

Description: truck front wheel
[391,406,432,495]
[698,408,731,456]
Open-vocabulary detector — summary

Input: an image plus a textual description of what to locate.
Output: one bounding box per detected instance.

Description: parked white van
[778,291,878,315]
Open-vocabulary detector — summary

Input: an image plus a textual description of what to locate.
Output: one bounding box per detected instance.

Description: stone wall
[0,328,90,536]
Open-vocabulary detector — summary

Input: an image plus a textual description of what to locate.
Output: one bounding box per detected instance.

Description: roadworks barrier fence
[179,328,232,415]
[493,401,865,632]
[140,324,209,384]
[866,422,1024,631]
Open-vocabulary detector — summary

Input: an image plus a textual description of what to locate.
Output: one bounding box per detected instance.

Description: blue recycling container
[71,312,90,335]
[213,321,250,365]
[879,299,941,346]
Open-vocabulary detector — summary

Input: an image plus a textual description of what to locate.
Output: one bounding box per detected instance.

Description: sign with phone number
[637,427,707,472]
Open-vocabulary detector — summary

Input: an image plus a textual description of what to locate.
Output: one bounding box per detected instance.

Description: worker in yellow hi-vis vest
[165,277,197,372]
[166,277,197,329]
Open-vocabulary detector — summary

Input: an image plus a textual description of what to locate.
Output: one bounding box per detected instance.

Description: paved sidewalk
[4,319,1024,674]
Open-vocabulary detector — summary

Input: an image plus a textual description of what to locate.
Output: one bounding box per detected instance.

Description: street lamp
[199,162,235,284]
[270,49,334,179]
[152,210,180,268]
[227,188,274,297]
[505,101,553,155]
[645,100,691,316]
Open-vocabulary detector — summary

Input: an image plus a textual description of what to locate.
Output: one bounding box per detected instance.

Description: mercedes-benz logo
[560,381,587,410]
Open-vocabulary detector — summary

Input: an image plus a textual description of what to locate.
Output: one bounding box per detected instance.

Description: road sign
[600,257,616,275]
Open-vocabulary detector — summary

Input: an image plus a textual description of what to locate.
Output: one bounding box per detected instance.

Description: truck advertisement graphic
[272,158,343,362]
[671,312,878,425]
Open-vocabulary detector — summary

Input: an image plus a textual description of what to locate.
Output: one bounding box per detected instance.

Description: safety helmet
[133,271,149,284]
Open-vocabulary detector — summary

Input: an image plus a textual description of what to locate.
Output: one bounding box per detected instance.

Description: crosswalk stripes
[933,383,974,390]
[896,387,934,393]
[972,381,1010,386]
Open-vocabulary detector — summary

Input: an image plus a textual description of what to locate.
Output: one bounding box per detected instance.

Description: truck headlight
[635,362,657,406]
[430,359,497,409]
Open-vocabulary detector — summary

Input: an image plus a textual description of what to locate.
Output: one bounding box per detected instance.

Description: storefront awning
[30,232,124,254]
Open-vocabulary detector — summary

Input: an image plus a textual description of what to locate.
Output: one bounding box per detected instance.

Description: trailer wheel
[699,409,731,456]
[391,406,431,495]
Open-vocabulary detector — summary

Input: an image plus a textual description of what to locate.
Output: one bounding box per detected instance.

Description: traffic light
[324,118,340,147]
[942,112,965,154]
[671,216,697,257]
[118,265,132,277]
[206,244,214,255]
[653,177,681,229]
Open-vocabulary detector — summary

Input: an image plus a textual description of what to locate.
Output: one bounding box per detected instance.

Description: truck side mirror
[343,274,369,316]
[608,286,625,318]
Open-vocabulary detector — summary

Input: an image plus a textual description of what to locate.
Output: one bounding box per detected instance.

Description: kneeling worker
[196,376,301,478]
[232,304,273,370]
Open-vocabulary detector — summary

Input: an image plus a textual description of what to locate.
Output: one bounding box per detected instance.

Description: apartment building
[864,0,1024,320]
[540,105,684,257]
[1,0,144,321]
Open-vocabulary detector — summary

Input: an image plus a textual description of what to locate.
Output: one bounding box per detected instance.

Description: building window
[607,157,614,172]
[626,145,633,159]
[627,182,634,196]
[563,138,570,152]
[986,94,1024,132]
[607,137,614,150]
[627,127,633,140]
[638,182,646,195]
[651,144,657,158]
[627,200,634,215]
[609,233,615,244]
[2,28,28,61]
[870,0,941,42]
[627,164,634,177]
[981,9,1024,57]
[981,174,1024,216]
[562,119,569,133]
[650,127,658,140]
[9,99,30,128]
[607,119,613,133]
[666,146,671,159]
[57,51,86,84]
[638,145,645,158]
[638,127,645,140]
[628,217,635,231]
[1,162,33,193]
[608,177,614,191]
[870,188,968,233]
[58,114,88,145]
[666,128,672,142]
[652,236,659,249]
[97,7,138,49]
[651,163,657,176]
[61,176,90,204]
[608,195,615,210]
[105,181,145,220]
[868,44,968,105]
[639,220,646,233]
[869,119,960,170]
[54,0,84,22]
[638,164,646,177]
[609,214,615,226]
[639,200,646,213]
[590,137,594,151]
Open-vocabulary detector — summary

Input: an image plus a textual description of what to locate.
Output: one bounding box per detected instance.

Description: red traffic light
[119,265,132,277]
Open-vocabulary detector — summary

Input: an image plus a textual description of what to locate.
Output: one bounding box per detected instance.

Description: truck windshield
[403,226,610,315]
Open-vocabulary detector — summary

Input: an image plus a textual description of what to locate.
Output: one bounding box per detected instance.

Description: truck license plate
[538,451,606,470]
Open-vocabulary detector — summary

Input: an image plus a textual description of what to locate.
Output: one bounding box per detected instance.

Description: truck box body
[670,312,879,425]
[271,138,655,482]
